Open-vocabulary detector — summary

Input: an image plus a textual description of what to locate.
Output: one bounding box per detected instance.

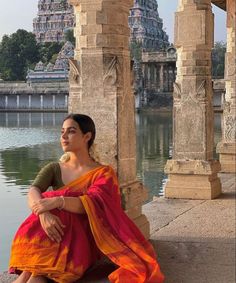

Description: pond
[0,111,221,271]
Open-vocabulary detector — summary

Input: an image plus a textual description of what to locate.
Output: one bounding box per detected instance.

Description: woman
[9,114,164,283]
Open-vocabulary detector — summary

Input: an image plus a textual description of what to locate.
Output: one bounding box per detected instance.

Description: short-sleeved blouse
[32,162,64,192]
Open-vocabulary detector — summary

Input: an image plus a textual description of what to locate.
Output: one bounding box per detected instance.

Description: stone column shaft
[5,95,8,109]
[159,63,164,92]
[216,0,236,172]
[40,95,43,110]
[164,0,222,199]
[28,95,32,109]
[69,0,149,237]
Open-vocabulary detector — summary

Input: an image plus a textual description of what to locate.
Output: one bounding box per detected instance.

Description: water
[0,111,221,271]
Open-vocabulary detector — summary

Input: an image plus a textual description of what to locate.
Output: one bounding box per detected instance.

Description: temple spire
[33,0,74,43]
[129,0,169,51]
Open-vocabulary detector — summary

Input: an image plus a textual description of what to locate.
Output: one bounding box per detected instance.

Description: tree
[0,29,40,81]
[64,29,75,46]
[130,40,142,62]
[212,41,226,78]
[38,42,63,63]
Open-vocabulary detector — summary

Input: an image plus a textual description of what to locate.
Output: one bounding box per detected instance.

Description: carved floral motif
[103,56,118,87]
[69,58,80,84]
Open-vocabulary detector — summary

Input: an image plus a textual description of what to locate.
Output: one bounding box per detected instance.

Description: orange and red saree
[9,165,164,283]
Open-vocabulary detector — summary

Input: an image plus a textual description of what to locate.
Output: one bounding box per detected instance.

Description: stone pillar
[52,95,56,110]
[164,0,222,199]
[216,0,236,173]
[40,95,43,110]
[28,95,32,109]
[68,0,150,237]
[5,95,8,109]
[159,63,164,92]
[16,95,20,109]
[65,94,68,108]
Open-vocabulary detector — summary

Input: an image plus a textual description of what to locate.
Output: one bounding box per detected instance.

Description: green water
[0,111,221,271]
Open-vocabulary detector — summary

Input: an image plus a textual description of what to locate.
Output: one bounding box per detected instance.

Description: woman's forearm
[62,197,85,214]
[28,186,43,210]
[28,186,85,214]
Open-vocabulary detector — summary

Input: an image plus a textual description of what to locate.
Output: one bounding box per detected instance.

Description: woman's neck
[67,151,95,169]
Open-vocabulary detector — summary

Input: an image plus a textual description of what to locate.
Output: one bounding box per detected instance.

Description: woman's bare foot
[12,271,31,283]
[27,275,48,283]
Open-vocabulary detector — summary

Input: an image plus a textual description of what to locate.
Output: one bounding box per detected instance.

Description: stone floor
[1,173,235,283]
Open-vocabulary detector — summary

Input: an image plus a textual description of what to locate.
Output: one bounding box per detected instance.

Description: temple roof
[211,0,226,11]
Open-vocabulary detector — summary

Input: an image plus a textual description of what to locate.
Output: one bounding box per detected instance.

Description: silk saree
[9,165,164,283]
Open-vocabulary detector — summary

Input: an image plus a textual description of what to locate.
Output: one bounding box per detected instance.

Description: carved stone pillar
[68,0,150,237]
[164,0,222,199]
[216,0,236,173]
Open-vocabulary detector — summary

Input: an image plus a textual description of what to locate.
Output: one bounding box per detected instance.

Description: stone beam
[164,0,222,199]
[217,0,236,173]
[68,0,150,237]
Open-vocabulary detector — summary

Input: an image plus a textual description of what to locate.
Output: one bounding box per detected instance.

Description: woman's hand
[32,197,61,215]
[39,211,66,242]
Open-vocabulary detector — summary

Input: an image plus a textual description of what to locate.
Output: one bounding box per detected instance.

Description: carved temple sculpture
[164,0,222,199]
[68,0,150,237]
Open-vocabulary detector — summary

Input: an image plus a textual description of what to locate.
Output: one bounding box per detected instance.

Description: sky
[0,0,227,43]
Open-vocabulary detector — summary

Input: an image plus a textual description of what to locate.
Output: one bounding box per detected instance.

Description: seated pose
[9,113,164,283]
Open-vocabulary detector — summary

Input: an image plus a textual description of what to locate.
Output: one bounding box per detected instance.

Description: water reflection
[136,112,172,198]
[0,112,66,128]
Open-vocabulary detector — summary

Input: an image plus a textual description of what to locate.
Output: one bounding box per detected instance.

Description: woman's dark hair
[63,113,96,149]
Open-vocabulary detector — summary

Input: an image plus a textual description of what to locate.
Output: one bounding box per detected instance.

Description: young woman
[9,114,164,283]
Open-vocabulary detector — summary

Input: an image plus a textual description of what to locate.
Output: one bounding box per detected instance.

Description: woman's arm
[32,195,86,215]
[28,186,43,211]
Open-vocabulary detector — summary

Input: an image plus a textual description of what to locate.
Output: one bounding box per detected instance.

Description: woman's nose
[61,131,68,139]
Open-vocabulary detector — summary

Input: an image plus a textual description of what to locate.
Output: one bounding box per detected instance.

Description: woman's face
[60,119,91,153]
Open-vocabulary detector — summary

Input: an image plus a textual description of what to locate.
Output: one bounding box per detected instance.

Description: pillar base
[121,181,150,239]
[216,142,236,173]
[164,160,222,199]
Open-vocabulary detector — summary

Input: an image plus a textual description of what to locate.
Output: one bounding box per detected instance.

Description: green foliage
[212,41,226,78]
[64,29,75,46]
[59,0,68,10]
[130,40,142,62]
[38,42,63,63]
[0,29,40,81]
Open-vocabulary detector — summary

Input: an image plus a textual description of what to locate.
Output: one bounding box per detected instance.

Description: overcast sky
[0,0,226,43]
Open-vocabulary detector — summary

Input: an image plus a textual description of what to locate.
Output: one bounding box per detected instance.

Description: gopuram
[33,0,74,43]
[129,0,177,108]
[27,41,74,83]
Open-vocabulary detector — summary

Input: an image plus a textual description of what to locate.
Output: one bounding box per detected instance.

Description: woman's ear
[84,132,92,144]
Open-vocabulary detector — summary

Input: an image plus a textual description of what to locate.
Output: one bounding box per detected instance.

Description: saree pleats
[9,165,164,283]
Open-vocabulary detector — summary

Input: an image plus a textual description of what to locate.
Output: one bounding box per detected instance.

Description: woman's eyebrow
[61,126,78,130]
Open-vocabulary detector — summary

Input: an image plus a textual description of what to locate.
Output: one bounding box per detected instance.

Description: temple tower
[33,0,74,43]
[129,0,169,51]
[68,0,150,237]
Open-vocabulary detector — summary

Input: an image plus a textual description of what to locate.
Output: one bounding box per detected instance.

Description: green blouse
[32,162,64,192]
